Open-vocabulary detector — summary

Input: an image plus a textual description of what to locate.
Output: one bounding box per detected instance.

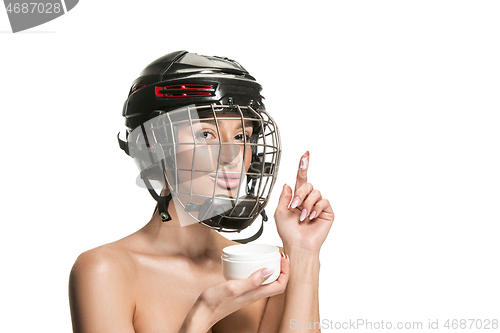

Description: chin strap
[118,133,129,155]
[233,210,268,244]
[120,133,173,222]
[157,193,173,222]
[141,175,173,222]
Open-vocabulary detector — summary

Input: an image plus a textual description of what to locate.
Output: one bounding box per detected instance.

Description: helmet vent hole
[155,84,215,98]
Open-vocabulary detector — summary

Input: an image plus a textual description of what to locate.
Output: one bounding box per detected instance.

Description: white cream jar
[221,244,281,285]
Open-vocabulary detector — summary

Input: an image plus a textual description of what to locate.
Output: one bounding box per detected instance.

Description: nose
[219,143,242,167]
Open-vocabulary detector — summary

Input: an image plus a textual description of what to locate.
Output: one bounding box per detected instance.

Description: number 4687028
[6,2,62,14]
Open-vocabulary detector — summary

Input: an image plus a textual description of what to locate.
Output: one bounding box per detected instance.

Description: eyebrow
[197,118,254,128]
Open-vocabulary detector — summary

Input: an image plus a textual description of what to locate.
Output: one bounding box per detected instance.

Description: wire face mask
[127,104,281,233]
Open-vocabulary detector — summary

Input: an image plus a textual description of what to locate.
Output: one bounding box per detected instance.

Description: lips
[209,173,242,189]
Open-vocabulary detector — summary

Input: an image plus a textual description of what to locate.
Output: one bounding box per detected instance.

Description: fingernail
[300,208,308,222]
[291,197,301,209]
[286,254,290,262]
[299,153,309,170]
[309,211,317,220]
[261,268,274,280]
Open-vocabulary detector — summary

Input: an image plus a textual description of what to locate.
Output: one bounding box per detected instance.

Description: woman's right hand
[188,253,289,330]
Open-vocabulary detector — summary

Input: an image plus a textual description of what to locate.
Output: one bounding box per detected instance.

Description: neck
[137,196,224,261]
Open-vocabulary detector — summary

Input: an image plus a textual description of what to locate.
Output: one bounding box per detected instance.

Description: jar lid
[221,244,279,261]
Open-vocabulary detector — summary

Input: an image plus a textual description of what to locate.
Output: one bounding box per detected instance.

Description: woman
[69,51,334,333]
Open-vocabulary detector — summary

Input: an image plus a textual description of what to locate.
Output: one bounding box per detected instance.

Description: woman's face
[172,112,254,205]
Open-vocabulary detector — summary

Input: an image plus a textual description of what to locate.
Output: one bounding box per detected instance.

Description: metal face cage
[127,104,281,232]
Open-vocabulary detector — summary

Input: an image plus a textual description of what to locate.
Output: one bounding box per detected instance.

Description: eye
[195,130,216,141]
[235,133,251,141]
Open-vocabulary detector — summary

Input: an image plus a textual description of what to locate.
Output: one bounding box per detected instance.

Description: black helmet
[118,51,281,243]
[122,50,264,130]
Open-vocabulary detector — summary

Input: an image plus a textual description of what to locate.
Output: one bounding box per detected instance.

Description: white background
[1,1,499,332]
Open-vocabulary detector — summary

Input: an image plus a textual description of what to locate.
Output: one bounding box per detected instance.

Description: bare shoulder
[69,244,137,333]
[69,243,137,305]
[70,243,137,282]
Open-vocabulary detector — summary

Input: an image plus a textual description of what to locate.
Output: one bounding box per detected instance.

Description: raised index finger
[294,151,309,194]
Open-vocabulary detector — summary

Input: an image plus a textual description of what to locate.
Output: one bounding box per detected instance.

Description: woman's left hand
[274,151,335,254]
